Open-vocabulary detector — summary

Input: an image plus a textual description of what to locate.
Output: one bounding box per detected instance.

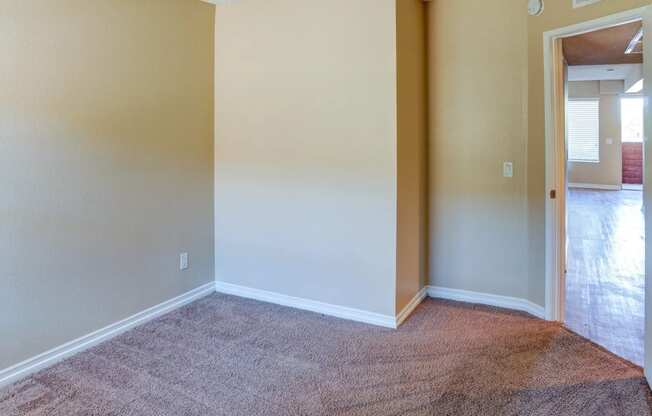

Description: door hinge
[550,189,557,199]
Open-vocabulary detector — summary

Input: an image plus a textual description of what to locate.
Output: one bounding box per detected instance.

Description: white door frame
[543,6,649,322]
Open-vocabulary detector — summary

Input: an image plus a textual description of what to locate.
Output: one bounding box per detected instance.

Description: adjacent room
[2,1,652,415]
[562,21,646,366]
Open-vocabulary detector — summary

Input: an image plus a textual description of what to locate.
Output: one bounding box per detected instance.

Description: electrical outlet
[503,162,513,178]
[180,252,189,271]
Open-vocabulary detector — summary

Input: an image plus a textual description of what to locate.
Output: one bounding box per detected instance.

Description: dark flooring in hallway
[565,188,645,366]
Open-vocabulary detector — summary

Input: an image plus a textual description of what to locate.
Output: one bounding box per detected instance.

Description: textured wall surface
[0,0,215,369]
[214,0,399,315]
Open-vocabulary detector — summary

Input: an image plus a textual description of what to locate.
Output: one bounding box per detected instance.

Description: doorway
[544,8,650,370]
[622,96,644,190]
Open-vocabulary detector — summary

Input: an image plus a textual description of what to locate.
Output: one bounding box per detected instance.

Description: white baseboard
[396,287,427,327]
[215,281,397,329]
[622,183,643,191]
[426,286,545,319]
[0,282,215,389]
[1,281,546,390]
[568,182,621,190]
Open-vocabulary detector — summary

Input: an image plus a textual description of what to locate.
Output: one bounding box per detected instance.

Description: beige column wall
[396,0,428,313]
[214,0,399,316]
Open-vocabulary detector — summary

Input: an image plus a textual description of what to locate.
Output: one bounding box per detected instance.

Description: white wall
[567,81,623,187]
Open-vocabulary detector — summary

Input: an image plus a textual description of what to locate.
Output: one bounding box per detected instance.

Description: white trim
[544,8,645,40]
[0,283,215,389]
[396,287,428,327]
[215,281,397,328]
[543,6,649,322]
[622,183,643,191]
[427,286,546,319]
[642,5,652,381]
[568,183,621,190]
[200,0,236,4]
[573,0,602,9]
[568,97,600,102]
[0,281,546,390]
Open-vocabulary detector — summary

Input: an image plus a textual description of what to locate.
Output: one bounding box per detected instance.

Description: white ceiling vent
[573,0,602,8]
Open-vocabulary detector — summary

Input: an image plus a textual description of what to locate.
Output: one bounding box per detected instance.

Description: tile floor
[565,188,645,365]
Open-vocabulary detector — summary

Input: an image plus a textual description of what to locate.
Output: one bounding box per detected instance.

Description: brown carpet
[2,294,651,415]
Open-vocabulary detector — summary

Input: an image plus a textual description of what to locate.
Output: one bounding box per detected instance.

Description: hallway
[565,188,645,366]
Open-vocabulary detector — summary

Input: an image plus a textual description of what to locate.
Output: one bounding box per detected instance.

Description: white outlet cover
[180,253,189,271]
[606,138,613,145]
[503,162,514,178]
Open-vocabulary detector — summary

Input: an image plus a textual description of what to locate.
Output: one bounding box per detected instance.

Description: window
[567,99,600,163]
[621,97,644,143]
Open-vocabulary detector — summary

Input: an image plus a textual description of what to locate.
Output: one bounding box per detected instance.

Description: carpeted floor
[2,294,652,415]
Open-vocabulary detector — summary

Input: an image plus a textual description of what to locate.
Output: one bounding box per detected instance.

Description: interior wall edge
[395,0,429,314]
[396,286,428,327]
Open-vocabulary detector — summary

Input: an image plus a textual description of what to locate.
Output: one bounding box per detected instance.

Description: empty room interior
[4,1,652,415]
[563,21,647,366]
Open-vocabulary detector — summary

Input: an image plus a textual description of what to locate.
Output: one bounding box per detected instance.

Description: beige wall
[396,0,428,313]
[427,0,651,308]
[567,81,623,187]
[214,0,399,316]
[0,0,215,370]
[427,0,530,299]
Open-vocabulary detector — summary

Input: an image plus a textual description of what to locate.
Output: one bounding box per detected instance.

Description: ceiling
[567,64,641,81]
[563,21,643,66]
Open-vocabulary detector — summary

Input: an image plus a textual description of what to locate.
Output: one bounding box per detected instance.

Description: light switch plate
[503,162,514,178]
[606,138,613,145]
[180,253,189,271]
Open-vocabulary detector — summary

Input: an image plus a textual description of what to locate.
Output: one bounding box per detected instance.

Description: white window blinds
[567,99,600,162]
